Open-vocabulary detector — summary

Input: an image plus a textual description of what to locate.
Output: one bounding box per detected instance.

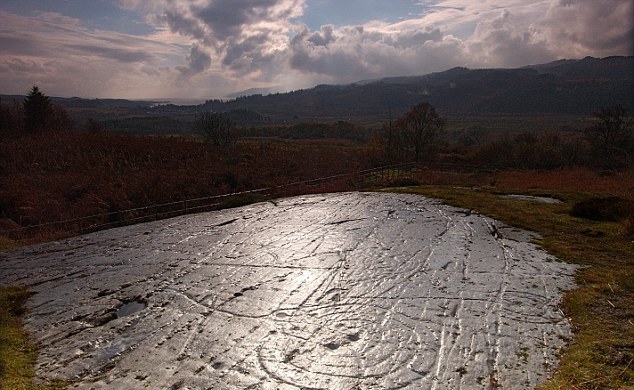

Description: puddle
[116,300,146,318]
[501,194,562,204]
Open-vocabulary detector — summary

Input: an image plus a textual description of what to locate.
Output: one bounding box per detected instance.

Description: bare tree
[193,112,235,146]
[586,105,631,156]
[395,102,445,161]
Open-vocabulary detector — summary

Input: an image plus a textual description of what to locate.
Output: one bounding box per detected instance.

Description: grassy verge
[0,286,65,390]
[391,185,633,389]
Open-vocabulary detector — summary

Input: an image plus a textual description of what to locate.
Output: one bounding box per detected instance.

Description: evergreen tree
[23,86,53,133]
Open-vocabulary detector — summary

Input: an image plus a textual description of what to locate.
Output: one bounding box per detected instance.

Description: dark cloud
[540,0,634,56]
[178,45,212,75]
[307,24,336,47]
[163,9,207,43]
[193,0,286,40]
[161,0,303,76]
[223,34,270,70]
[0,34,47,56]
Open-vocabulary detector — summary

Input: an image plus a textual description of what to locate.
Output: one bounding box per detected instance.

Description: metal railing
[1,162,423,240]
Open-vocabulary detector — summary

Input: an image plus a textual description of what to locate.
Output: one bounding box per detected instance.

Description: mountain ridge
[2,56,631,125]
[203,56,632,121]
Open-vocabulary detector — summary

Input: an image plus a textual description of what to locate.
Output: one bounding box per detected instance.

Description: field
[1,117,633,389]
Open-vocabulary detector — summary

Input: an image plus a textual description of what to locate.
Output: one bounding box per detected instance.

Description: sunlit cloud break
[0,0,631,99]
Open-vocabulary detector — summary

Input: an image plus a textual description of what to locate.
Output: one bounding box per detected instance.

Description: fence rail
[1,162,429,240]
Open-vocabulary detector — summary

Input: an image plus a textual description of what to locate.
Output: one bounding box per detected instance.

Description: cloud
[466,9,554,67]
[0,0,631,99]
[65,44,156,63]
[307,24,336,47]
[285,0,632,84]
[177,45,212,75]
[0,33,47,57]
[0,10,182,98]
[195,0,289,40]
[287,22,467,83]
[539,0,634,57]
[160,0,304,77]
[289,25,369,81]
[0,58,50,76]
[428,0,633,63]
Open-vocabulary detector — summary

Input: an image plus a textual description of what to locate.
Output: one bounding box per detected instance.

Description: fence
[1,162,425,241]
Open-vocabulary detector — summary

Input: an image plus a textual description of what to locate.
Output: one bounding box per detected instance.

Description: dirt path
[0,192,578,389]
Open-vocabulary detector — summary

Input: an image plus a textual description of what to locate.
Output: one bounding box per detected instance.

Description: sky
[0,0,632,100]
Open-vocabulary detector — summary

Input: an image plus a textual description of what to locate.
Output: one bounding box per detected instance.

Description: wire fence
[1,162,425,240]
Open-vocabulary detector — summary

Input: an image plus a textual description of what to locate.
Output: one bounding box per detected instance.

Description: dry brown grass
[493,168,634,200]
[0,132,368,243]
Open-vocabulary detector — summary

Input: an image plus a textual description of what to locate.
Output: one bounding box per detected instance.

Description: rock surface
[0,192,578,389]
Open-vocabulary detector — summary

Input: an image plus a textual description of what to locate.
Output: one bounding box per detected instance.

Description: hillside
[2,56,631,128]
[205,56,632,122]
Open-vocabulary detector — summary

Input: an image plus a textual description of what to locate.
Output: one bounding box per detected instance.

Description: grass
[0,286,65,390]
[0,237,17,253]
[391,185,633,390]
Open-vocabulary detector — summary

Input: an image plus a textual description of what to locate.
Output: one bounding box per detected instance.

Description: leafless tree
[586,105,631,156]
[395,102,445,161]
[194,112,235,146]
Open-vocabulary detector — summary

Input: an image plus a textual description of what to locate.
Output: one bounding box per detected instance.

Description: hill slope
[206,56,632,121]
[3,56,631,126]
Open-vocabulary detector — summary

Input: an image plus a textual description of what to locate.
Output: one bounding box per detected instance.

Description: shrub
[388,177,421,187]
[570,196,634,222]
[623,207,634,238]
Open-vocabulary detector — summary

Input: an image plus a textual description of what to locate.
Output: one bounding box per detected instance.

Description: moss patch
[0,286,66,390]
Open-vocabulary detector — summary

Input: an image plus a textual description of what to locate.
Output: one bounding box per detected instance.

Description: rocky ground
[0,192,578,389]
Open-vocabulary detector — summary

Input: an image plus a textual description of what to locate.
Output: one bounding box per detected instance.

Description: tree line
[372,102,633,169]
[1,86,632,169]
[0,86,75,136]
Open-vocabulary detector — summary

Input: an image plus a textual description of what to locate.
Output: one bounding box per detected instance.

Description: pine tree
[23,86,53,133]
